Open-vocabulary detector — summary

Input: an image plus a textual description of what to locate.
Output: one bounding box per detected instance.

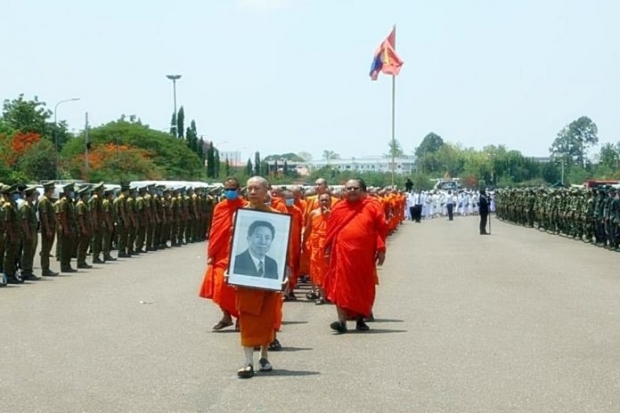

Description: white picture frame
[227,208,292,291]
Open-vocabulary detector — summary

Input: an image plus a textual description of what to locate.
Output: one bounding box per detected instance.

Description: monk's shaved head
[247,176,269,206]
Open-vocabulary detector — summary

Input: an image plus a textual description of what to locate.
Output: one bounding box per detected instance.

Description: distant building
[530,156,552,163]
[309,156,416,175]
[265,155,417,177]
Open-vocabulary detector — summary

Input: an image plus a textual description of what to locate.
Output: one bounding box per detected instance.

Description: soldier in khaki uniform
[19,185,39,280]
[38,181,58,277]
[114,184,130,258]
[0,183,6,280]
[135,186,147,253]
[2,184,23,284]
[75,187,93,269]
[143,185,155,251]
[126,188,138,255]
[89,182,105,264]
[57,183,77,273]
[101,189,117,261]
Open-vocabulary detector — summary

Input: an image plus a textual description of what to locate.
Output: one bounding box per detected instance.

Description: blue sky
[2,0,619,162]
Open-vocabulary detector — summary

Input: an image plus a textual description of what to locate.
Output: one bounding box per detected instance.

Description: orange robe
[236,204,282,347]
[285,204,303,290]
[308,210,328,287]
[295,198,310,276]
[198,197,245,317]
[302,195,338,276]
[324,198,387,317]
[271,197,288,214]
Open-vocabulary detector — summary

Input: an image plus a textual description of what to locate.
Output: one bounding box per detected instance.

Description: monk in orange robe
[303,193,331,304]
[233,176,290,379]
[198,177,244,330]
[281,189,303,300]
[324,178,387,334]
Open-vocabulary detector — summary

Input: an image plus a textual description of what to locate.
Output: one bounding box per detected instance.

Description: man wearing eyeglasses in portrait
[233,220,279,279]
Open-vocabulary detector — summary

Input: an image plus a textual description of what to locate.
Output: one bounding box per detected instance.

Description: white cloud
[237,0,289,10]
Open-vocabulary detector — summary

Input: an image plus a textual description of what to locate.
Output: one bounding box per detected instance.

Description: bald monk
[303,192,331,304]
[303,178,339,220]
[282,189,303,300]
[324,178,388,333]
[199,177,245,330]
[230,176,289,379]
[268,186,289,214]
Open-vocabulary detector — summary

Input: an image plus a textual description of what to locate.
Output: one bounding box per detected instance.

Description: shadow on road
[280,347,312,352]
[349,328,407,334]
[282,320,308,325]
[369,318,404,323]
[262,369,320,377]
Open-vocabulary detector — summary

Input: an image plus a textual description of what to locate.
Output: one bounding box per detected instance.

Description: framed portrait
[227,208,292,291]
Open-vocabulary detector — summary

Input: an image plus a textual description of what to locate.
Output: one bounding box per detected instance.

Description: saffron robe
[285,204,303,290]
[307,210,329,287]
[324,198,387,317]
[198,197,245,317]
[236,204,285,346]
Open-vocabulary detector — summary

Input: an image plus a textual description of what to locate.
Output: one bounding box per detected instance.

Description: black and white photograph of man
[233,220,279,279]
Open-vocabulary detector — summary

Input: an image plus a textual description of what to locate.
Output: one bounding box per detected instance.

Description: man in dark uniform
[479,188,490,235]
[2,184,24,284]
[89,182,105,264]
[38,181,58,276]
[19,185,39,280]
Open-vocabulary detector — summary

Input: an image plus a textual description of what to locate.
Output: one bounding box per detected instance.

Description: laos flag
[369,27,403,81]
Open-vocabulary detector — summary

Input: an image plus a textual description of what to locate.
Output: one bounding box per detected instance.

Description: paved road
[2,216,620,412]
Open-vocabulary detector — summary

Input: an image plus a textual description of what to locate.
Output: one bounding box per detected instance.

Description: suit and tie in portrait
[232,219,281,281]
[233,249,279,279]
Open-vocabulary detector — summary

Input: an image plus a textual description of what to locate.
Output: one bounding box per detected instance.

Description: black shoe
[330,321,347,334]
[61,267,77,273]
[42,270,59,277]
[356,320,370,331]
[22,273,41,281]
[104,255,117,261]
[93,258,105,264]
[77,263,92,269]
[7,274,23,284]
[237,364,254,379]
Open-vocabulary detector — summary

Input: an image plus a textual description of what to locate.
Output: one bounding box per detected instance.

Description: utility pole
[166,74,182,137]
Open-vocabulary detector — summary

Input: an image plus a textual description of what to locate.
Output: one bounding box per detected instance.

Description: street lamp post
[54,97,80,180]
[166,74,182,137]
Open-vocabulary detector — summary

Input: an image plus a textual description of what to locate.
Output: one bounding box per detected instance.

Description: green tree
[385,139,405,158]
[264,153,304,162]
[169,112,177,136]
[214,149,220,178]
[197,137,205,163]
[550,116,598,168]
[225,158,231,177]
[297,151,312,162]
[246,158,253,176]
[322,150,340,161]
[415,132,444,158]
[176,106,185,139]
[254,151,261,175]
[598,143,619,171]
[206,141,215,178]
[62,118,204,180]
[17,137,57,180]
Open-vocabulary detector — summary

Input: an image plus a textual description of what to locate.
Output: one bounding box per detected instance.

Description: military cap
[77,186,91,196]
[609,187,617,193]
[120,183,131,191]
[42,181,56,191]
[1,184,18,194]
[24,185,39,196]
[104,188,115,196]
[62,183,74,191]
[92,182,105,191]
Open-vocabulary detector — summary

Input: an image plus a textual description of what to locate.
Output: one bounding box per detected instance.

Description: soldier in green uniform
[57,183,77,272]
[75,187,93,268]
[160,187,171,248]
[170,187,181,247]
[2,184,23,284]
[101,188,117,261]
[151,185,162,250]
[126,187,138,255]
[143,185,155,251]
[89,182,105,264]
[0,183,6,280]
[38,182,58,276]
[135,186,147,253]
[114,184,130,257]
[19,185,40,280]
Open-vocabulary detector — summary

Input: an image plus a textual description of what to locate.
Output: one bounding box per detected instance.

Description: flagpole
[391,74,396,186]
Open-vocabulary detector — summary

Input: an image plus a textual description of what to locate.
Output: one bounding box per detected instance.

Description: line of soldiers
[494,186,620,249]
[1,180,216,286]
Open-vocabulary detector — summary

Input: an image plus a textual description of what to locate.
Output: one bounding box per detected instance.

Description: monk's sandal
[259,358,273,372]
[237,364,254,379]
